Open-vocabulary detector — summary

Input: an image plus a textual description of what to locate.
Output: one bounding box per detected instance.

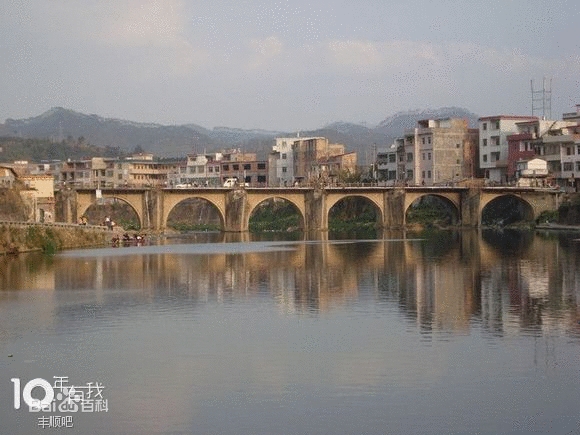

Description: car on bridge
[223,178,249,188]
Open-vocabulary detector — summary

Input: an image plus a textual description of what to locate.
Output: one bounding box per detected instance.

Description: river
[1,229,579,434]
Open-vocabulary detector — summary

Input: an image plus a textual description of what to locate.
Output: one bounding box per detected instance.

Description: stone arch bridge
[56,186,562,232]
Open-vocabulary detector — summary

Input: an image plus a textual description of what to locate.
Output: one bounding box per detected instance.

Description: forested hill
[0,106,480,160]
[0,136,125,163]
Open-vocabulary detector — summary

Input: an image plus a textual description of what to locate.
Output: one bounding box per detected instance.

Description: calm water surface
[1,230,580,435]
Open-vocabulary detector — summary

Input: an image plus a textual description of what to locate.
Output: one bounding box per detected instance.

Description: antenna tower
[531,77,552,119]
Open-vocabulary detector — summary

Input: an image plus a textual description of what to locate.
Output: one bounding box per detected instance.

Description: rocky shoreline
[0,222,118,255]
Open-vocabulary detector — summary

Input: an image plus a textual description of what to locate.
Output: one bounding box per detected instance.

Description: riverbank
[535,223,580,231]
[0,222,117,255]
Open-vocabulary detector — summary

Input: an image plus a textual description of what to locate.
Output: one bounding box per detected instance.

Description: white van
[223,177,249,187]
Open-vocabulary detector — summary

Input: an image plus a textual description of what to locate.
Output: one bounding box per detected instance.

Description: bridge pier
[305,188,326,231]
[383,188,406,228]
[224,189,250,232]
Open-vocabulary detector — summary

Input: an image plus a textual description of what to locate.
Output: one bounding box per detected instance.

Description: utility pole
[531,77,552,119]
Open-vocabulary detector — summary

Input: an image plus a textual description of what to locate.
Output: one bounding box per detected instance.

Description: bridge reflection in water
[58,186,562,232]
[1,230,576,335]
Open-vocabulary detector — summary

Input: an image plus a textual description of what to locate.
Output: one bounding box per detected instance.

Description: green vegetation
[0,187,29,221]
[328,196,378,231]
[536,210,559,224]
[25,226,58,254]
[166,198,221,232]
[556,194,580,225]
[1,224,112,255]
[406,200,454,228]
[249,200,300,232]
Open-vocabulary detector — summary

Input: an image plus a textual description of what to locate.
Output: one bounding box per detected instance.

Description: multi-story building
[534,123,580,190]
[0,165,18,188]
[59,153,182,188]
[269,137,300,187]
[291,137,349,184]
[507,119,577,182]
[218,149,267,186]
[310,152,358,184]
[170,153,224,187]
[377,118,478,186]
[563,104,580,124]
[478,115,537,184]
[375,142,400,185]
[19,174,55,222]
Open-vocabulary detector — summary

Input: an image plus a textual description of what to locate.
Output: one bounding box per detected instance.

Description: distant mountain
[0,106,480,160]
[375,107,480,145]
[0,108,285,158]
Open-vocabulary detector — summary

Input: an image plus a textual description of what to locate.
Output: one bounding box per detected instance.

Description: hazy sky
[1,0,579,131]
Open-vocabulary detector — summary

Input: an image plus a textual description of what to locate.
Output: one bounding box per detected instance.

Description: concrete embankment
[0,222,117,255]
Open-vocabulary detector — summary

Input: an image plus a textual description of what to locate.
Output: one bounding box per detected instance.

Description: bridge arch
[162,193,226,231]
[245,192,306,232]
[480,193,535,225]
[325,194,384,229]
[78,195,143,228]
[247,196,305,231]
[403,192,461,226]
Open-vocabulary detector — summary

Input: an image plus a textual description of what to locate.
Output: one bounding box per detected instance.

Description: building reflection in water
[1,230,579,338]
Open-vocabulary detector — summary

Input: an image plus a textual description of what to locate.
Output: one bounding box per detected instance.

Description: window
[388,154,396,163]
[494,120,500,129]
[422,137,425,145]
[223,164,229,171]
[428,137,431,144]
[564,162,573,171]
[427,170,431,178]
[422,153,426,160]
[282,167,287,173]
[491,152,500,162]
[483,122,487,130]
[567,147,573,156]
[257,175,266,183]
[233,164,239,170]
[215,167,219,172]
[406,170,413,179]
[422,170,425,178]
[483,154,488,162]
[407,153,413,162]
[428,153,431,160]
[456,144,460,148]
[483,139,487,146]
[576,162,580,172]
[208,167,213,173]
[257,163,266,170]
[282,153,287,159]
[243,164,251,170]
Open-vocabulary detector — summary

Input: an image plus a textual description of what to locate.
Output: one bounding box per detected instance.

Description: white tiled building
[479,115,538,184]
